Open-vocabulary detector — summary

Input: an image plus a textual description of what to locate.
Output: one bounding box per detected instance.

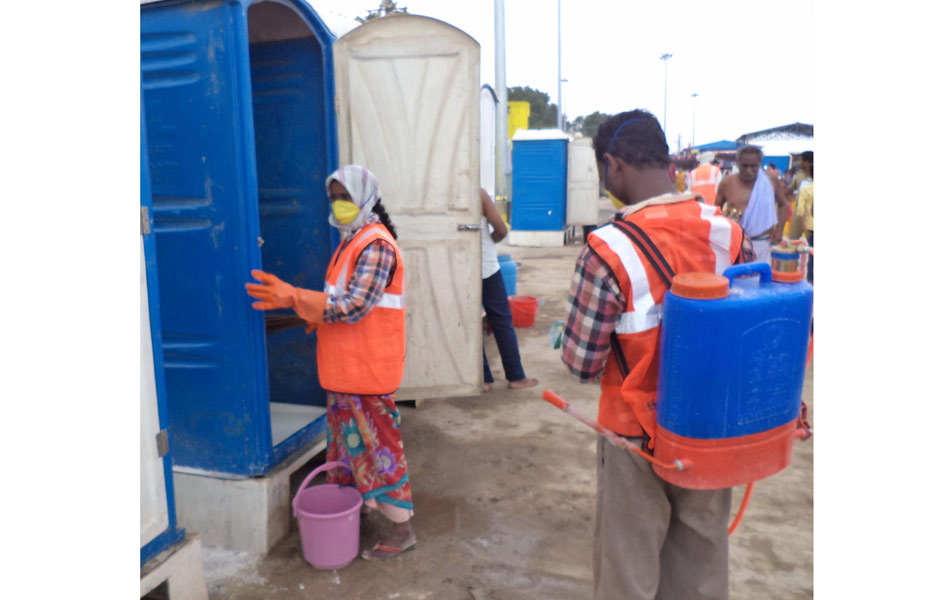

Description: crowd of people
[672,148,814,280]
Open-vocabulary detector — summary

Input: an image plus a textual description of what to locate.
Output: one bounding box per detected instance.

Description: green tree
[507,86,558,129]
[575,111,610,138]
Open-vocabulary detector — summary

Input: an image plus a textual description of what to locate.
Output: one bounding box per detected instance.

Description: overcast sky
[314,0,813,150]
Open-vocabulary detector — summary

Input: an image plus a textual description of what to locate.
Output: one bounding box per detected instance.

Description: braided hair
[372,201,397,240]
[593,110,670,170]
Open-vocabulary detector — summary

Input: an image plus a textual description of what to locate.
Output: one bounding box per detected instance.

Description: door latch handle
[457,224,481,231]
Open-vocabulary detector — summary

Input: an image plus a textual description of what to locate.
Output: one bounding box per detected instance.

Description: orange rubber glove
[245,270,329,324]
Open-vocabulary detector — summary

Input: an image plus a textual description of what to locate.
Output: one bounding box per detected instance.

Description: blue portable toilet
[510,129,571,235]
[141,85,186,567]
[140,0,338,477]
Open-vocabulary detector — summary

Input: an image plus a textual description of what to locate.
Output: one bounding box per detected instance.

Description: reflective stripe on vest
[589,225,662,334]
[697,202,738,275]
[325,283,406,310]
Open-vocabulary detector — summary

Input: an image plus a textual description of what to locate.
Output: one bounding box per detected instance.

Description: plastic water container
[292,461,363,569]
[498,253,517,296]
[508,295,539,327]
[654,263,813,489]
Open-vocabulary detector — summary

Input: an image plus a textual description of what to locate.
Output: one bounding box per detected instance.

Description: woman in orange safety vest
[245,165,415,561]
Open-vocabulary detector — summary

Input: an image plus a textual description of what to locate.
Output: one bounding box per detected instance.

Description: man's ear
[603,153,621,185]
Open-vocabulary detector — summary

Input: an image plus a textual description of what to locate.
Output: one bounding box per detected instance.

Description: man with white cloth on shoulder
[715,145,789,263]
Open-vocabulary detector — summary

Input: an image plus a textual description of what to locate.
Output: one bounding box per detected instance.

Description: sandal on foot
[361,540,416,561]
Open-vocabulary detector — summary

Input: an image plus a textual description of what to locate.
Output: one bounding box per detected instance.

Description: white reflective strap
[376,293,405,310]
[334,266,349,291]
[353,227,377,246]
[616,306,662,334]
[324,283,403,309]
[355,224,396,248]
[699,203,736,274]
[590,226,659,334]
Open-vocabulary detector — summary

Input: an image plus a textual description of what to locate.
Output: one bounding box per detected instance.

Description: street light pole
[691,92,698,148]
[660,53,672,136]
[557,0,562,130]
[494,0,508,202]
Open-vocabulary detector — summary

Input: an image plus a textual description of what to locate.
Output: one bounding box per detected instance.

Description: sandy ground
[203,211,813,599]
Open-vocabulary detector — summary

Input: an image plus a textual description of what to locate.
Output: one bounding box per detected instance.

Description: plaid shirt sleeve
[324,239,396,324]
[561,244,625,382]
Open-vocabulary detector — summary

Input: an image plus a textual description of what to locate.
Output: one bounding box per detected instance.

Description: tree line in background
[507,86,608,138]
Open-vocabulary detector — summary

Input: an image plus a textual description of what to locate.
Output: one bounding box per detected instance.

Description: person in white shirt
[480,188,538,392]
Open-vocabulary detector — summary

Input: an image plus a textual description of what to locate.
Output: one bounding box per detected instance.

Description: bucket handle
[722,262,772,286]
[292,460,351,518]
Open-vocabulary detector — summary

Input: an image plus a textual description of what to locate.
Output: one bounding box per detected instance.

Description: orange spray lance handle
[544,391,762,536]
[542,390,690,471]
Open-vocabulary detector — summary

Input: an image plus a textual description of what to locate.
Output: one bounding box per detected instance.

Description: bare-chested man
[715,145,788,263]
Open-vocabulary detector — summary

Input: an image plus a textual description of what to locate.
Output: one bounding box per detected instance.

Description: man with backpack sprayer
[561,109,745,600]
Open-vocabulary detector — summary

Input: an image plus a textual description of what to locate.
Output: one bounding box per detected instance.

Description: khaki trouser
[593,437,732,600]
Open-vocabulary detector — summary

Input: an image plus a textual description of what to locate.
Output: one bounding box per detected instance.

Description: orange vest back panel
[690,164,720,205]
[587,199,742,442]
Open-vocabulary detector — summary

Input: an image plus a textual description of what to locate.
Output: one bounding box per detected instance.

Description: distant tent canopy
[736,123,813,170]
[736,122,813,145]
[692,140,739,152]
[676,124,812,171]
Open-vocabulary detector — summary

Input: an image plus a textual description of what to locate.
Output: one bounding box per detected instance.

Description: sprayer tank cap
[670,272,729,300]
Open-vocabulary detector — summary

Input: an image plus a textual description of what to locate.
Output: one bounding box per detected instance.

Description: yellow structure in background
[508,101,530,139]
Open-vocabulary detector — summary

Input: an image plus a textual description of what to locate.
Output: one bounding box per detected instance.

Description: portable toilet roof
[512,128,573,141]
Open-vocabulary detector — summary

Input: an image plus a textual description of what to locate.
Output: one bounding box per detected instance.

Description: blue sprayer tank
[654,263,813,489]
[498,253,517,296]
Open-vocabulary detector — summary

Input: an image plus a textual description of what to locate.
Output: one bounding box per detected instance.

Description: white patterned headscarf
[325,165,381,237]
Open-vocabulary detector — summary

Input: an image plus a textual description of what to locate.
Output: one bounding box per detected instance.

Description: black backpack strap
[604,216,676,380]
[610,331,631,379]
[610,218,675,287]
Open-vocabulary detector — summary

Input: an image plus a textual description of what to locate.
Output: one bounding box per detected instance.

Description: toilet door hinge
[141,207,151,235]
[156,429,169,458]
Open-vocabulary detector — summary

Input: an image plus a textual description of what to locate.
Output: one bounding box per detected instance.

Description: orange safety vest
[586,195,743,444]
[317,223,406,396]
[690,164,721,205]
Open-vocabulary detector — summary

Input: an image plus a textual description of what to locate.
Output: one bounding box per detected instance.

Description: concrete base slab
[141,533,208,600]
[172,435,327,555]
[507,229,565,247]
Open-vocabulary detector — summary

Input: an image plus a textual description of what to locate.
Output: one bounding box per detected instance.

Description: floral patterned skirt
[325,392,413,521]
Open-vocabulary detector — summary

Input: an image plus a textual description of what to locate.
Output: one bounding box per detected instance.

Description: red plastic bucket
[509,295,539,327]
[292,461,363,570]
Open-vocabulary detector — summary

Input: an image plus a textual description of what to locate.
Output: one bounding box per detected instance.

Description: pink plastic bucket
[292,461,363,570]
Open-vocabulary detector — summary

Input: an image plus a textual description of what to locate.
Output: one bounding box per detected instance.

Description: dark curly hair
[593,110,670,170]
[372,201,397,240]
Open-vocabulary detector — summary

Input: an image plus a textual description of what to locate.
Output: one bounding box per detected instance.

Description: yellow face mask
[332,200,360,224]
[608,191,624,210]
